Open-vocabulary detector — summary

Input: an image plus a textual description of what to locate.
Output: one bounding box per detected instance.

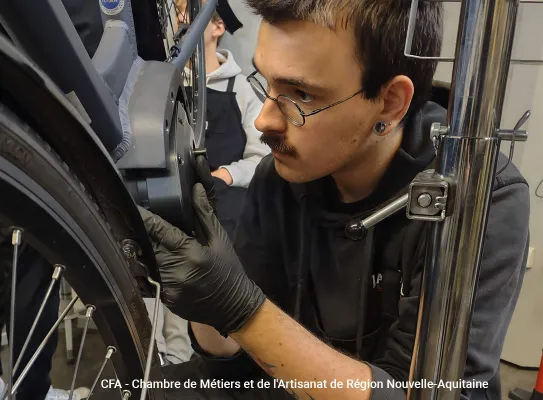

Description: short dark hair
[246,0,443,120]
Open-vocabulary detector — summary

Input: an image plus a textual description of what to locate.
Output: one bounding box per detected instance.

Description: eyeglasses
[247,71,363,127]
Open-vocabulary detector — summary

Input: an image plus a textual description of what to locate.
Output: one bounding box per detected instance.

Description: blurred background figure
[177,0,269,239]
[144,0,268,366]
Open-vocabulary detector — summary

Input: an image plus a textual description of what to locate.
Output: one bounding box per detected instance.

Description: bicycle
[0,0,234,398]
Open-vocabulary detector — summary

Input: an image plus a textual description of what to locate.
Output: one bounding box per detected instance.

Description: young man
[140,1,530,399]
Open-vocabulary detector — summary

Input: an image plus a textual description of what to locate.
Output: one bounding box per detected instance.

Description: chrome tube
[362,194,409,229]
[408,0,520,399]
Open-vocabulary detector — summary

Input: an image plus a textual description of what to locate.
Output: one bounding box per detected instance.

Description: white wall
[501,8,543,366]
[436,3,543,367]
[219,1,262,76]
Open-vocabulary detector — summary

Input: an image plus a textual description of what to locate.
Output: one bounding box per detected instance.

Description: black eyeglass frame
[247,71,364,127]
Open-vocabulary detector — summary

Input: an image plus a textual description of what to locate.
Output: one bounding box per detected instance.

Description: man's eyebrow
[273,76,327,93]
[252,58,327,93]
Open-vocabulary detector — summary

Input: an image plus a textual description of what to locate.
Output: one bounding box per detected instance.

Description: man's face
[254,20,383,183]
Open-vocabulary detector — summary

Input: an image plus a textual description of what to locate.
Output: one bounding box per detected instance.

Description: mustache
[260,133,298,158]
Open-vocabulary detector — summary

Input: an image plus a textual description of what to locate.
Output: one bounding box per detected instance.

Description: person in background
[142,0,269,366]
[178,0,270,239]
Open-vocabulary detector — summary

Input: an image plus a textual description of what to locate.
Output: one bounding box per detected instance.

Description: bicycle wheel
[160,0,206,150]
[0,103,165,400]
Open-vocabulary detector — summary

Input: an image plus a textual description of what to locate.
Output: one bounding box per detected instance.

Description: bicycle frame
[131,0,168,61]
[0,0,217,293]
[0,0,212,162]
[0,35,162,291]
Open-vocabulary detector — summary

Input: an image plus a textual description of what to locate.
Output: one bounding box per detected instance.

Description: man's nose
[254,98,288,134]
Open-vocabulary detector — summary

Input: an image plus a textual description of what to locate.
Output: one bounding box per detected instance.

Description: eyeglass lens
[277,96,304,126]
[249,73,305,126]
[249,72,269,98]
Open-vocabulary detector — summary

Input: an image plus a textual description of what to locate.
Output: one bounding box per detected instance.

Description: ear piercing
[374,121,392,135]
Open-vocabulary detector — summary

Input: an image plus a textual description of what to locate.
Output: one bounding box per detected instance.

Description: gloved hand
[194,154,216,213]
[139,183,266,335]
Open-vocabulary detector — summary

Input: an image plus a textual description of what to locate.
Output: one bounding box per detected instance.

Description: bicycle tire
[0,103,165,399]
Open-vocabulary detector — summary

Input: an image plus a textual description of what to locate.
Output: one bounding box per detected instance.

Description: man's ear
[378,76,414,128]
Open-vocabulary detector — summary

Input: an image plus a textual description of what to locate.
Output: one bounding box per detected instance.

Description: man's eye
[296,90,313,104]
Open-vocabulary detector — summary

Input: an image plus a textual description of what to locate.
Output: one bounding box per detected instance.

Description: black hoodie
[190,101,530,399]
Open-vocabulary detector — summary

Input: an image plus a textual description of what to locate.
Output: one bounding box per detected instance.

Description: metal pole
[408,0,520,398]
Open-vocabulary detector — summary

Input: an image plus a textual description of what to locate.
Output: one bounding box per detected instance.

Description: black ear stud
[374,121,388,135]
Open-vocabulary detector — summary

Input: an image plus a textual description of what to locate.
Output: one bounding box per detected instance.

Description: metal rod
[7,229,22,400]
[12,265,64,376]
[408,0,520,398]
[427,0,542,3]
[169,0,217,70]
[88,346,116,398]
[362,194,409,229]
[404,0,543,63]
[405,0,420,61]
[140,277,161,400]
[406,56,543,64]
[194,35,207,148]
[68,305,95,400]
[168,0,208,148]
[188,0,201,129]
[166,2,177,50]
[496,130,528,141]
[6,295,79,398]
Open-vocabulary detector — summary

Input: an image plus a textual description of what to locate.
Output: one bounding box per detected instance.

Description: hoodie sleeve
[220,78,270,188]
[366,177,529,400]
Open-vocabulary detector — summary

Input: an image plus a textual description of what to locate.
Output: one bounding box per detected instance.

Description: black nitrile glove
[194,154,216,213]
[139,183,266,335]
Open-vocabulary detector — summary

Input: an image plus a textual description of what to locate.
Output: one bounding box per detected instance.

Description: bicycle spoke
[140,277,161,400]
[68,305,95,400]
[12,265,64,375]
[88,346,116,398]
[7,229,22,400]
[3,294,80,398]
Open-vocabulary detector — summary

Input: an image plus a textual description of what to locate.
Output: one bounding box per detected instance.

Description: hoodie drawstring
[294,196,309,322]
[356,226,375,359]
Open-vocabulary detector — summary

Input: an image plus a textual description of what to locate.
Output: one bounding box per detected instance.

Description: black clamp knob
[345,220,367,241]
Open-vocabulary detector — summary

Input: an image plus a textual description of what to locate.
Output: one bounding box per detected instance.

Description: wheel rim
[0,145,162,399]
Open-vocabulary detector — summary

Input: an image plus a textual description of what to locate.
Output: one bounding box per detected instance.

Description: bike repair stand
[509,350,543,400]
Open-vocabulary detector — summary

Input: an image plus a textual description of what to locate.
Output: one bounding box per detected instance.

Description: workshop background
[1,1,541,399]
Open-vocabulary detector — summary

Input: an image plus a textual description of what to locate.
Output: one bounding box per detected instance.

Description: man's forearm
[230,300,373,400]
[191,322,241,357]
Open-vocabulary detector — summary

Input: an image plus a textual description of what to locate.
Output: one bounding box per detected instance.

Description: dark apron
[205,77,248,240]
